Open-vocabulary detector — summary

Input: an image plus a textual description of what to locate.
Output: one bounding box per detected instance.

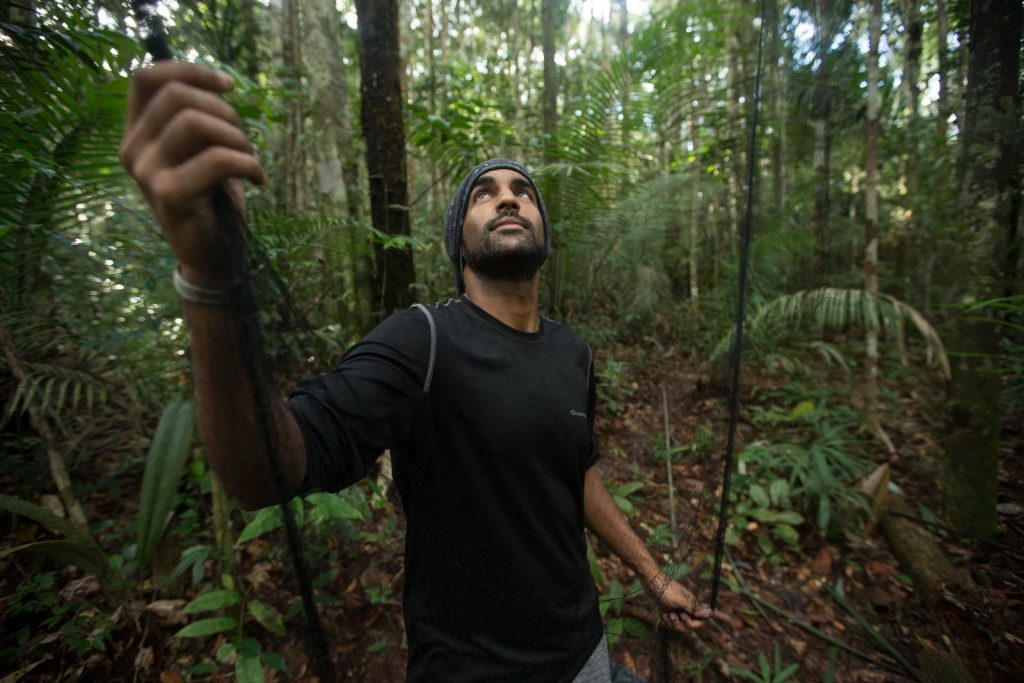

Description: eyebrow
[470,175,534,195]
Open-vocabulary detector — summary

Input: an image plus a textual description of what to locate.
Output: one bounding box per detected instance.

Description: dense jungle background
[1,0,1022,680]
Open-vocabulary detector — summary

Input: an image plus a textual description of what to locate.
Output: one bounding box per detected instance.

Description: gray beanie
[444,158,552,294]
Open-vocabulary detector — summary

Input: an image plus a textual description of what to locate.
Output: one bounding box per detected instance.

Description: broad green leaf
[768,479,789,506]
[137,397,196,568]
[183,589,240,614]
[789,400,816,420]
[236,638,262,658]
[772,524,800,546]
[262,651,287,672]
[748,484,770,508]
[236,507,283,545]
[622,617,649,637]
[307,492,364,521]
[775,511,804,526]
[756,534,775,555]
[235,654,264,683]
[247,599,285,635]
[748,507,778,523]
[174,616,238,638]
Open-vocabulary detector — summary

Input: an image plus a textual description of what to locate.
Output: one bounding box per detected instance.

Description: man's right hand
[120,61,267,287]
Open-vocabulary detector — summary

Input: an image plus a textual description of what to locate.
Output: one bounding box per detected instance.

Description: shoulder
[541,316,593,362]
[363,304,434,341]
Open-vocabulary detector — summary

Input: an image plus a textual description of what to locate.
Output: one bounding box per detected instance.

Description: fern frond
[712,288,951,378]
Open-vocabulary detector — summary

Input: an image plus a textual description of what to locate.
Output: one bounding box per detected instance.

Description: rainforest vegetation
[0,0,1021,680]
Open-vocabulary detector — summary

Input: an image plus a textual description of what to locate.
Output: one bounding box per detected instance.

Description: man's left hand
[645,573,713,631]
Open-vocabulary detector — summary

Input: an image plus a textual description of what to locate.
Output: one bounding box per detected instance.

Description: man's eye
[516,190,532,199]
[475,191,492,201]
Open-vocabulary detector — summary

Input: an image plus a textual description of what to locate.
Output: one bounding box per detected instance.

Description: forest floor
[1,343,1022,682]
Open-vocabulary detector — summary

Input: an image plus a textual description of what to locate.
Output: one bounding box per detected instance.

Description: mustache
[484,212,536,233]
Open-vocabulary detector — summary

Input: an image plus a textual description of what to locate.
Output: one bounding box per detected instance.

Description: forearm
[582,466,663,589]
[184,294,306,510]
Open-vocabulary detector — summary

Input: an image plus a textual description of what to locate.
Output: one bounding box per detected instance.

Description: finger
[123,82,240,170]
[149,147,265,209]
[158,108,255,167]
[128,62,233,125]
[665,611,687,632]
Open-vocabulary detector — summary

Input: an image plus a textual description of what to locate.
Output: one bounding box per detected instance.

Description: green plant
[596,356,634,415]
[739,387,873,541]
[599,579,649,645]
[646,523,676,547]
[0,571,114,662]
[608,480,644,517]
[136,397,196,568]
[733,643,799,683]
[727,477,805,559]
[714,287,950,373]
[175,573,288,682]
[0,494,112,585]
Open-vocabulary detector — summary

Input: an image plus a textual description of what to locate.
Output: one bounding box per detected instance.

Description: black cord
[129,3,336,680]
[708,0,769,612]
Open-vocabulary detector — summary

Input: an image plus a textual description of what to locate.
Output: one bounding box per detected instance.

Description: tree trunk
[901,0,922,306]
[812,0,833,283]
[305,0,371,327]
[542,0,559,164]
[944,0,1021,539]
[689,110,701,314]
[275,0,305,214]
[239,0,260,81]
[768,0,786,217]
[864,0,894,454]
[355,0,416,317]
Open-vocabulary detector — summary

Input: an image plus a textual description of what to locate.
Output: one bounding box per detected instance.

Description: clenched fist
[119,62,266,287]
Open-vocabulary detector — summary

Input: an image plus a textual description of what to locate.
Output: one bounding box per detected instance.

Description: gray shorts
[573,633,611,683]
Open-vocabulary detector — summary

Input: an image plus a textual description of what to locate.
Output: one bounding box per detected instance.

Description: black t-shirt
[287,297,604,682]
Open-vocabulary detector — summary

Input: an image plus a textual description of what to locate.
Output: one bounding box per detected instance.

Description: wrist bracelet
[172,263,237,305]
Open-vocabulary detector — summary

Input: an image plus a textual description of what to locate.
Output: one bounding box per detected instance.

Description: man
[121,62,710,682]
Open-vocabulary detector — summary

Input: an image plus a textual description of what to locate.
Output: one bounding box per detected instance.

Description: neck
[462,269,541,333]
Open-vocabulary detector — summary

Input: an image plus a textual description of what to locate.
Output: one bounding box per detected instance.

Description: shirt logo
[570,409,587,418]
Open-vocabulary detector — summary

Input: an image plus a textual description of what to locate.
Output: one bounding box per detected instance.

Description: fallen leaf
[134,647,154,671]
[146,599,187,625]
[244,538,270,557]
[159,672,184,683]
[865,560,893,579]
[788,638,807,656]
[811,547,832,575]
[864,586,894,608]
[60,575,100,601]
[621,650,638,672]
[246,562,274,590]
[39,494,65,518]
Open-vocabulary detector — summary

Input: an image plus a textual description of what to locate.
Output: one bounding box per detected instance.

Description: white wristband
[172,264,237,305]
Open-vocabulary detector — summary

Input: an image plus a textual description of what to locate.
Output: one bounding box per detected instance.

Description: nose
[496,186,520,213]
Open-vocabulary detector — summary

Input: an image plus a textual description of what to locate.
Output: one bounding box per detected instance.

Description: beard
[462,214,548,283]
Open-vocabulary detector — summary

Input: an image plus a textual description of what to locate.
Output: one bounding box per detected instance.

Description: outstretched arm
[121,62,306,509]
[583,465,711,631]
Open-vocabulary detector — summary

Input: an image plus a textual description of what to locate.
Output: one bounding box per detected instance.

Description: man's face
[461,168,547,284]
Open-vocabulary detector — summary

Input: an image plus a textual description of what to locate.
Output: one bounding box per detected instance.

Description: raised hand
[119,61,266,287]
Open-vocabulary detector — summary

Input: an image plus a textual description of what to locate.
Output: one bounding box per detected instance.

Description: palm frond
[712,287,951,378]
